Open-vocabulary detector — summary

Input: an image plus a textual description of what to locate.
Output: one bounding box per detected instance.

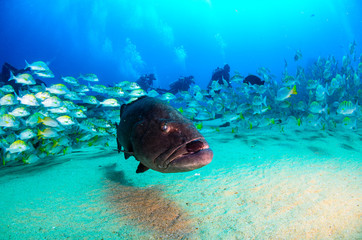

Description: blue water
[1,2,362,238]
[1,0,361,89]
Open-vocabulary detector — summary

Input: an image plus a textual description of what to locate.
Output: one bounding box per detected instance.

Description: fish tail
[37,129,43,139]
[291,85,297,95]
[262,96,267,107]
[9,71,15,81]
[25,60,30,70]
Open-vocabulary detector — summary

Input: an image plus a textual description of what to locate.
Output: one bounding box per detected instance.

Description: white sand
[0,126,361,239]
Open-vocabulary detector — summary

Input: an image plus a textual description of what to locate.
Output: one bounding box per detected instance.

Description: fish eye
[161,122,169,132]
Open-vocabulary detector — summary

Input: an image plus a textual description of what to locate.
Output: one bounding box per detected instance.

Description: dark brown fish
[243,74,265,85]
[115,96,213,173]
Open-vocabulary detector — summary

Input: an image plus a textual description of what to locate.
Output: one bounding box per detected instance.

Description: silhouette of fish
[243,75,265,85]
[115,96,213,173]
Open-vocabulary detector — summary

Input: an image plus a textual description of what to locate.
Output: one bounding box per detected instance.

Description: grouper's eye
[160,122,169,132]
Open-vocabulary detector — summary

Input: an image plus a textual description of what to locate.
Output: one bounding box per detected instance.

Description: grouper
[115,96,213,173]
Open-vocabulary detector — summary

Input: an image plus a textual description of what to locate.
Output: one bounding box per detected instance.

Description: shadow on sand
[102,163,195,238]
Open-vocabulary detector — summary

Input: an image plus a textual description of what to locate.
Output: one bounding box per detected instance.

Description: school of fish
[0,42,361,165]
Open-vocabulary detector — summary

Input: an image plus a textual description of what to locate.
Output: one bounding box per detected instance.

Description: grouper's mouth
[155,138,213,173]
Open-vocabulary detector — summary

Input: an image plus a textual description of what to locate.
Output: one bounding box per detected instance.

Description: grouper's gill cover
[116,96,213,173]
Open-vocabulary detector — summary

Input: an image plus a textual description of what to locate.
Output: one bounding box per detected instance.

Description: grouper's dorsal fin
[120,104,126,117]
[120,96,149,117]
[136,163,149,173]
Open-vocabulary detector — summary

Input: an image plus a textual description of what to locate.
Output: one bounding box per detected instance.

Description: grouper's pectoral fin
[136,163,149,173]
[124,143,134,159]
[124,152,132,159]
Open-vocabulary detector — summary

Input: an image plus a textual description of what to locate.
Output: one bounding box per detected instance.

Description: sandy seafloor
[0,124,361,239]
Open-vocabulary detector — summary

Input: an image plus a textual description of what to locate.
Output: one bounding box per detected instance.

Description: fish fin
[120,104,126,117]
[25,60,30,70]
[124,152,132,159]
[136,163,149,173]
[115,122,125,154]
[8,71,15,81]
[116,139,122,153]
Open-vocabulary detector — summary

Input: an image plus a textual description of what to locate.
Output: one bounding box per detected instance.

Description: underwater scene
[0,0,361,239]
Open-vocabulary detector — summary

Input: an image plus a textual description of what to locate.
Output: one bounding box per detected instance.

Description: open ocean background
[1,0,361,88]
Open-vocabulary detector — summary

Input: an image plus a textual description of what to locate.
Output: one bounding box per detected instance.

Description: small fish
[73,84,90,93]
[0,94,17,106]
[90,84,107,93]
[342,117,356,130]
[252,95,267,106]
[128,89,146,98]
[305,114,322,127]
[38,117,60,127]
[56,115,76,126]
[35,91,51,101]
[308,101,327,114]
[315,84,329,101]
[116,97,213,173]
[279,100,291,109]
[9,72,36,85]
[159,92,176,101]
[37,128,59,139]
[6,140,30,154]
[42,96,62,108]
[90,118,111,128]
[17,93,39,106]
[194,109,213,121]
[276,85,297,101]
[78,73,99,82]
[29,85,44,93]
[34,70,54,78]
[118,81,140,90]
[64,92,81,101]
[306,79,318,90]
[0,114,18,128]
[282,75,299,87]
[25,60,50,71]
[48,106,69,114]
[26,112,45,127]
[296,101,306,111]
[8,107,30,117]
[19,129,36,140]
[106,87,125,97]
[82,95,99,105]
[72,109,87,118]
[46,84,70,95]
[0,85,15,93]
[100,98,120,107]
[337,101,358,115]
[147,89,159,97]
[62,76,79,86]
